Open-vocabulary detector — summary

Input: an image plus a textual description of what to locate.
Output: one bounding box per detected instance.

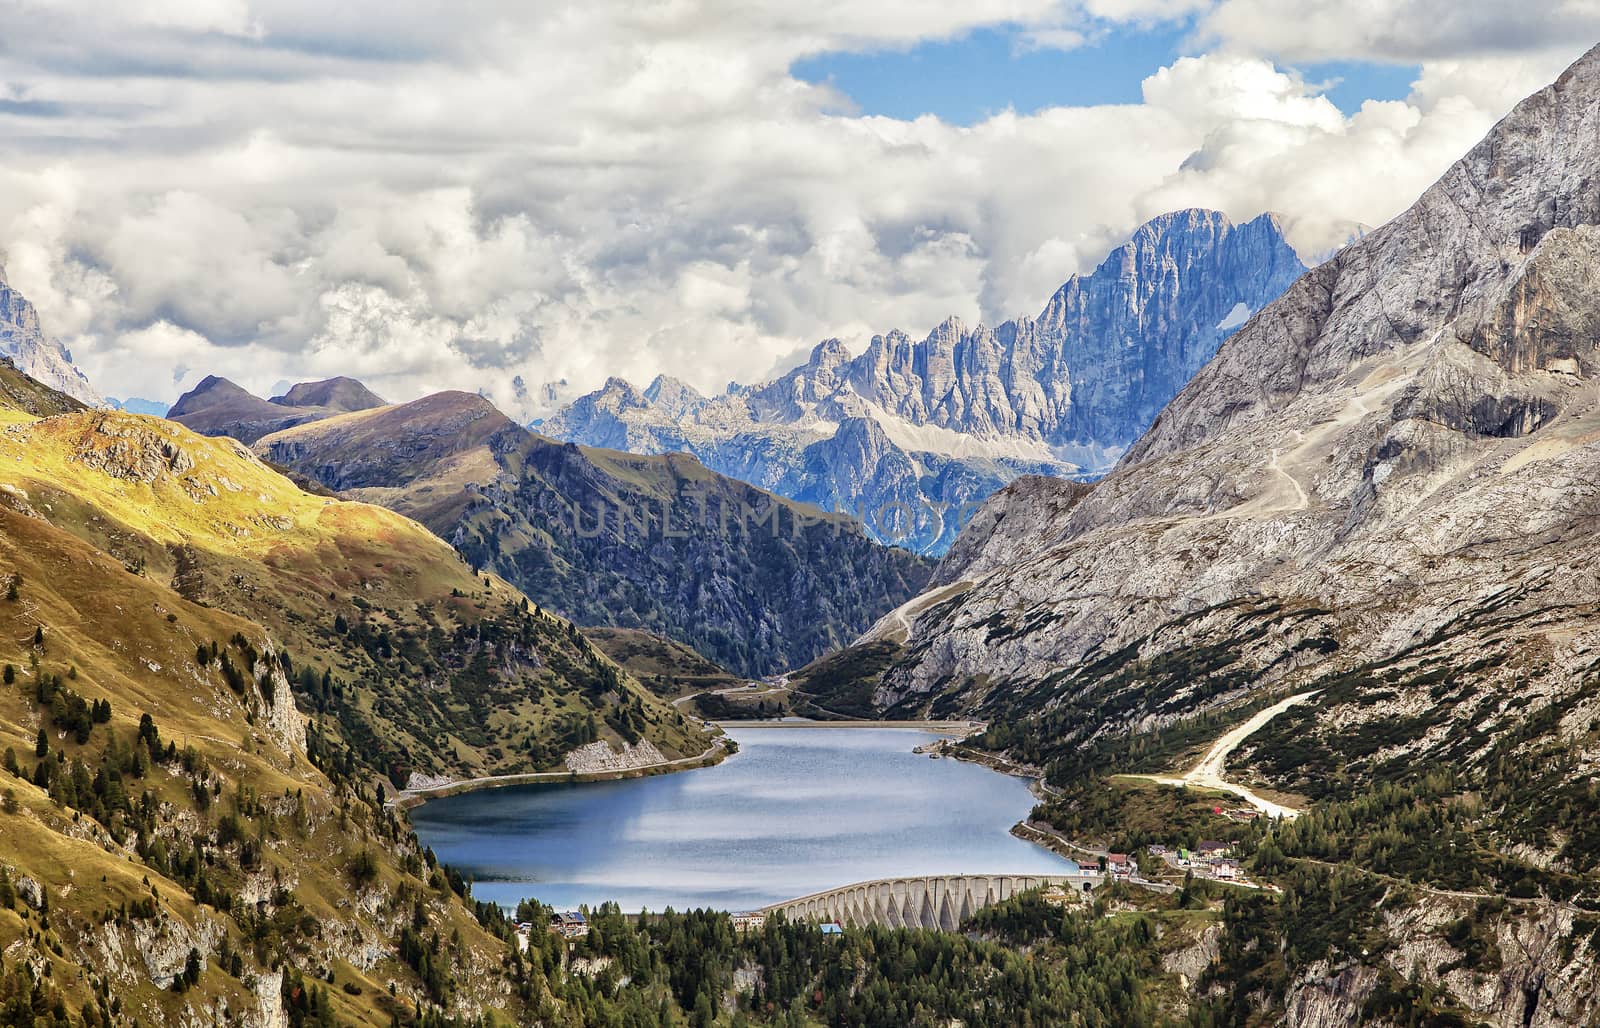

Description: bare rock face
[930,475,1094,587]
[0,261,103,406]
[856,50,1600,1024]
[542,209,1306,553]
[253,647,305,758]
[885,43,1600,711]
[817,210,1306,451]
[69,415,198,483]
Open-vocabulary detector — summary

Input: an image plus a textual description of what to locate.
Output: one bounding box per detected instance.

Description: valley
[170,380,931,679]
[6,22,1600,1028]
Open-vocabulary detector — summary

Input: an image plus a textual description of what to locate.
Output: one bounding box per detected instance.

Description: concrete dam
[762,873,1103,931]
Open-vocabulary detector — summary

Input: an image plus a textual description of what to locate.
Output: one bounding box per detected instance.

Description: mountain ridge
[542,208,1307,552]
[169,374,388,444]
[242,385,932,677]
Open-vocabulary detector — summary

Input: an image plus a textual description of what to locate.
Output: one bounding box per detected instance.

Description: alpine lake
[409,724,1077,913]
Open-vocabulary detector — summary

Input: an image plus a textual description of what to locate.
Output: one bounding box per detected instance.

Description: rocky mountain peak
[643,374,705,418]
[168,375,249,416]
[926,316,967,347]
[598,376,649,406]
[544,206,1308,553]
[809,337,851,369]
[169,374,379,444]
[0,261,103,406]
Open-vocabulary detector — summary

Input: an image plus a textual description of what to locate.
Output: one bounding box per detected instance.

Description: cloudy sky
[0,1,1594,413]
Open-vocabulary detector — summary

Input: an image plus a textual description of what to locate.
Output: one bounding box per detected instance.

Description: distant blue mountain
[543,208,1308,554]
[108,397,171,417]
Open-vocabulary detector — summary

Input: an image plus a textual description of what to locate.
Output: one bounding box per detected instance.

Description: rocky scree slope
[543,209,1307,553]
[815,44,1600,1027]
[254,390,931,677]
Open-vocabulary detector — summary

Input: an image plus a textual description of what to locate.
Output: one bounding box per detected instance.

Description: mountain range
[11,39,1600,1026]
[795,40,1600,1025]
[169,375,930,677]
[541,208,1307,553]
[0,355,719,1022]
[165,373,385,443]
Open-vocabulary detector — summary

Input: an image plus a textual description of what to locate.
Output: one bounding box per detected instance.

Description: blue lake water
[409,725,1076,912]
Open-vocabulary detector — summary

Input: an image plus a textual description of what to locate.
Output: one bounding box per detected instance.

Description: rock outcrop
[542,210,1307,553]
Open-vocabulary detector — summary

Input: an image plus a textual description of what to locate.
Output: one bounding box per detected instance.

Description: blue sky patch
[793,25,1419,123]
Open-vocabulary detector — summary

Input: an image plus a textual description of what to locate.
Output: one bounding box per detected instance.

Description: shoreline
[392,735,732,811]
[927,740,1077,865]
[714,717,984,738]
[929,739,1059,798]
[393,717,984,812]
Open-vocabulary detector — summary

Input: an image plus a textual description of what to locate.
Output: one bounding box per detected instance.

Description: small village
[1115,838,1264,888]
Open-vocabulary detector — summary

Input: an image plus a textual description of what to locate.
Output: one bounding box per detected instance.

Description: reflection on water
[409,725,1076,912]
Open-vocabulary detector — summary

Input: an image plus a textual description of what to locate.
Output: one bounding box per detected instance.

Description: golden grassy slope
[0,498,513,1026]
[0,405,706,785]
[584,627,741,698]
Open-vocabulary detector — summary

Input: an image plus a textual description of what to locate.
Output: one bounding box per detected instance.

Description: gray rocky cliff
[847,48,1600,1026]
[0,260,103,406]
[887,44,1600,705]
[542,208,1305,554]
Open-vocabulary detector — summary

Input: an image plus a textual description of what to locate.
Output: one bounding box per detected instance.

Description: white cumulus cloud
[0,0,1591,415]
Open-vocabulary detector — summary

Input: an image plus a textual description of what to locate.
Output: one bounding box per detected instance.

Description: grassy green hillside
[253,391,933,677]
[584,627,741,698]
[0,457,516,1024]
[0,378,706,791]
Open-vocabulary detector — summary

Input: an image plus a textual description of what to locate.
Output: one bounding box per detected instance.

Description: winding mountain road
[1124,690,1320,819]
